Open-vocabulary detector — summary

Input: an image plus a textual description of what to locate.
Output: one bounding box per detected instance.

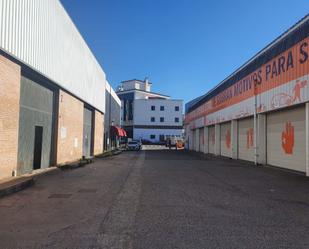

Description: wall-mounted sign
[61,127,67,139]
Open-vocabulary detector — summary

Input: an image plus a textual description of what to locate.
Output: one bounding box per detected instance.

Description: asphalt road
[1,147,309,249]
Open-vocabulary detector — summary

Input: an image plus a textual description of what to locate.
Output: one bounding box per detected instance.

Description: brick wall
[0,55,21,180]
[57,90,84,165]
[94,111,104,155]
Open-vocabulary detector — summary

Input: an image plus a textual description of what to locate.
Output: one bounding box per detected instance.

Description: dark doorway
[33,126,43,170]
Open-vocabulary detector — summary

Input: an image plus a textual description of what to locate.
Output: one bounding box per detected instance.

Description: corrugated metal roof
[0,0,106,112]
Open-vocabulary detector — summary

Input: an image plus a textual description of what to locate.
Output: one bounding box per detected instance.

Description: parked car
[126,141,141,151]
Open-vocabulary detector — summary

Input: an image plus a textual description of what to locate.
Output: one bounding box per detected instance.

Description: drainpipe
[254,84,258,165]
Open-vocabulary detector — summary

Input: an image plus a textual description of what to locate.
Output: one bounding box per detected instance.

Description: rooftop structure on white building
[116,78,183,143]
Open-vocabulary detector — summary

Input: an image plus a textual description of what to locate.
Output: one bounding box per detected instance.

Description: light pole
[108,83,112,150]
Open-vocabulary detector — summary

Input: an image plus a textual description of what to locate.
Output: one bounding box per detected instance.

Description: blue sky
[61,0,309,104]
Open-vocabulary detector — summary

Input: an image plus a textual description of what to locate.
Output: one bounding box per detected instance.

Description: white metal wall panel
[220,122,231,158]
[192,116,205,129]
[106,81,121,106]
[208,126,215,154]
[238,117,255,162]
[0,0,106,112]
[199,128,204,153]
[267,106,306,172]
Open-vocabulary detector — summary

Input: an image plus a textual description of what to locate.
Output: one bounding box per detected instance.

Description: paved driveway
[0,149,309,248]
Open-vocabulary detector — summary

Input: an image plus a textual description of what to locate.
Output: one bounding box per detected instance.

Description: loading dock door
[267,106,306,172]
[208,126,215,154]
[195,129,199,152]
[220,122,231,158]
[199,128,204,153]
[191,129,196,151]
[238,117,255,162]
[83,107,93,158]
[17,77,54,175]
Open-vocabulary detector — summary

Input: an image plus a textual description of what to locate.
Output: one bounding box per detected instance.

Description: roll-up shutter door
[208,126,215,154]
[191,129,196,151]
[189,129,194,150]
[267,106,306,172]
[220,122,231,158]
[195,129,199,152]
[238,117,255,162]
[199,128,204,152]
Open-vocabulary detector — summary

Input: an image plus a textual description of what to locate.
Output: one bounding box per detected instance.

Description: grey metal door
[83,107,93,158]
[17,77,54,174]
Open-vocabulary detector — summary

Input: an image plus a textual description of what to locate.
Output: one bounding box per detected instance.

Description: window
[151,105,155,111]
[160,117,164,122]
[175,106,179,111]
[175,117,179,123]
[151,117,155,122]
[128,100,133,121]
[160,106,164,111]
[150,135,156,139]
[159,135,165,141]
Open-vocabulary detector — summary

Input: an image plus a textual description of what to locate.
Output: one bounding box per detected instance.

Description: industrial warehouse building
[0,0,117,180]
[104,81,122,150]
[185,15,309,176]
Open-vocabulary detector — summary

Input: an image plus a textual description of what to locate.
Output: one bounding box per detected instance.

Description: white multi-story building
[116,79,183,143]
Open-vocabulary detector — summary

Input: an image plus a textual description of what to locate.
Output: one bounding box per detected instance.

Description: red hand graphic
[225,130,231,149]
[246,128,254,149]
[282,122,294,155]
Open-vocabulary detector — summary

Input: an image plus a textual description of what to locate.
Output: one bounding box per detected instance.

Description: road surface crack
[97,151,145,249]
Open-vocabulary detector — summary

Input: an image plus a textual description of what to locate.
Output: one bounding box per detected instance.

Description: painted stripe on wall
[186,36,309,123]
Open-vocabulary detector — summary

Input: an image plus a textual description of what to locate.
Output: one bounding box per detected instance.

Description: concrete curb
[0,177,34,198]
[95,149,123,158]
[58,149,123,170]
[58,158,94,170]
[112,150,123,156]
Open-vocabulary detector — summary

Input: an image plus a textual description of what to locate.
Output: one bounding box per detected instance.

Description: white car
[126,141,141,151]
